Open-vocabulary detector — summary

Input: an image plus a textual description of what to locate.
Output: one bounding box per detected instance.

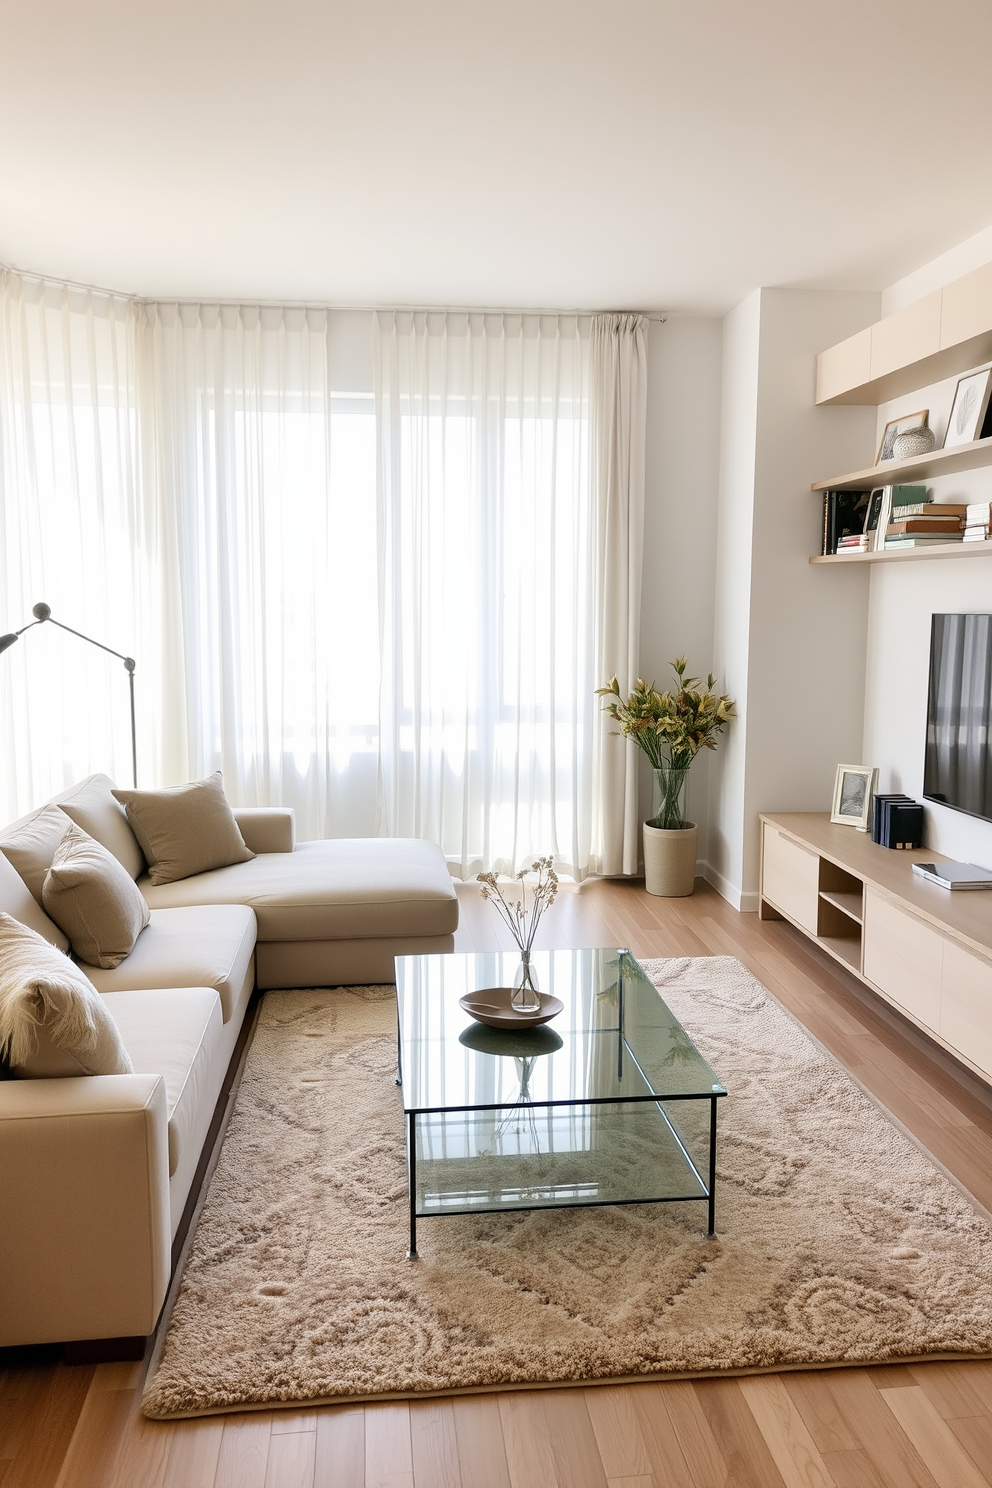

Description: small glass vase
[511,950,541,1012]
[648,764,690,831]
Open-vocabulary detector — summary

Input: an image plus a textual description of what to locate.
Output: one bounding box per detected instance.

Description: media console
[759,812,992,1086]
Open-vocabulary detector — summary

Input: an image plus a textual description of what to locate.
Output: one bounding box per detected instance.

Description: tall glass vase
[510,950,541,1012]
[648,764,690,831]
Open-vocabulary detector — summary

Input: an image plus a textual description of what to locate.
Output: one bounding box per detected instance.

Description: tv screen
[923,613,992,824]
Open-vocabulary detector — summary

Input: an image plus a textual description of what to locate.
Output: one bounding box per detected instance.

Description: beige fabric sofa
[0,775,457,1350]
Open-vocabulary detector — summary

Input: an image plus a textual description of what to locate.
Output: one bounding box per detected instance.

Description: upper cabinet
[816,262,992,405]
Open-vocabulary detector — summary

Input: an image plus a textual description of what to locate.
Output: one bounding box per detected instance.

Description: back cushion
[0,849,70,952]
[0,804,74,905]
[56,774,145,881]
[113,772,254,886]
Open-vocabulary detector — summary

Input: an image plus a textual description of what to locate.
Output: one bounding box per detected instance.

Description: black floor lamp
[0,601,138,787]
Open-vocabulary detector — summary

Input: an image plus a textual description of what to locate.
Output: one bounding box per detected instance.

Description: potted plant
[598,661,735,897]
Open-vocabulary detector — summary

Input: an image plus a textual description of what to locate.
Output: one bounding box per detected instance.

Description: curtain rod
[0,261,668,323]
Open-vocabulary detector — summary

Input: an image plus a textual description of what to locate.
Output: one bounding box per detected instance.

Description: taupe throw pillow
[42,822,151,969]
[0,913,133,1077]
[112,772,254,886]
[0,804,75,905]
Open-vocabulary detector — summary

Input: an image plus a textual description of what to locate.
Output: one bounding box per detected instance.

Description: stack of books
[964,501,992,542]
[872,793,924,849]
[884,503,966,548]
[836,533,871,553]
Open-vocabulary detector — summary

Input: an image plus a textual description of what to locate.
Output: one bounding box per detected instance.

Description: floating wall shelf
[810,436,992,493]
[810,541,992,566]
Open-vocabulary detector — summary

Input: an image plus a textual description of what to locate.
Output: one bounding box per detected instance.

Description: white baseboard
[698,860,759,914]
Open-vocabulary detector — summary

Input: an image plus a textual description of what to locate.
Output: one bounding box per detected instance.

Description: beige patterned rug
[142,957,992,1419]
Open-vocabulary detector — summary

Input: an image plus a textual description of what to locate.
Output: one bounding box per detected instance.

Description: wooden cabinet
[863,888,942,1028]
[760,813,992,1085]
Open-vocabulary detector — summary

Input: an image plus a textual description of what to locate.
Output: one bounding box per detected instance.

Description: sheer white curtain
[140,302,379,837]
[373,310,646,879]
[0,269,143,822]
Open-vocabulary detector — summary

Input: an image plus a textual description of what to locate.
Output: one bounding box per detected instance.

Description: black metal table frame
[396,952,726,1259]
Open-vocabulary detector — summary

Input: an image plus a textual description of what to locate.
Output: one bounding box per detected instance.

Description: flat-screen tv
[923,613,992,824]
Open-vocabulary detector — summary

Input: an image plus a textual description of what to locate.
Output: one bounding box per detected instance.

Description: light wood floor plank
[264,1426,316,1488]
[691,1379,789,1488]
[214,1412,272,1488]
[816,1371,940,1488]
[630,1386,695,1488]
[52,1387,136,1488]
[949,1418,992,1478]
[880,1385,990,1488]
[110,1411,172,1488]
[653,1379,728,1488]
[162,1416,225,1488]
[538,1389,609,1488]
[497,1393,564,1488]
[409,1400,461,1488]
[450,1395,511,1488]
[782,1372,859,1454]
[314,1409,364,1488]
[738,1375,835,1488]
[272,1409,318,1434]
[584,1385,654,1479]
[1,1362,93,1488]
[364,1403,414,1488]
[910,1361,992,1422]
[819,1447,888,1488]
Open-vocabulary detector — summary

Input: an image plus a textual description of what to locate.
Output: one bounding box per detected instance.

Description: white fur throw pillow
[0,913,133,1077]
[42,821,150,968]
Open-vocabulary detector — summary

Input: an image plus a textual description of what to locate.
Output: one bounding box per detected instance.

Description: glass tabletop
[394,948,725,1115]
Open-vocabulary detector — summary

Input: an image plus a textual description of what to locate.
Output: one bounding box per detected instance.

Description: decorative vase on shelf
[511,950,541,1012]
[892,424,936,459]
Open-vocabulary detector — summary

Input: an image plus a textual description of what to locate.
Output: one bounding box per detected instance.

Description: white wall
[640,316,723,860]
[709,287,880,909]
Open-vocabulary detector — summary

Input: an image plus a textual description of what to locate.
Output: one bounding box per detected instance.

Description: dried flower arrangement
[476,856,559,953]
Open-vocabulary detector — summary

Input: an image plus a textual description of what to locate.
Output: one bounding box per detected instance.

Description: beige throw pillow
[0,913,133,1077]
[0,804,75,905]
[42,822,151,969]
[112,772,254,886]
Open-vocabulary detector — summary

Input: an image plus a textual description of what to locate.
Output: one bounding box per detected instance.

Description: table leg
[707,1094,718,1237]
[407,1109,418,1260]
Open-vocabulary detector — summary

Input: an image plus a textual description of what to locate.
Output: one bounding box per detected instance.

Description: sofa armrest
[234,807,296,854]
[0,1074,172,1347]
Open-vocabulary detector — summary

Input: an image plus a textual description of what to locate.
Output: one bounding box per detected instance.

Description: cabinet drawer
[761,826,819,935]
[941,939,992,1078]
[863,888,942,1028]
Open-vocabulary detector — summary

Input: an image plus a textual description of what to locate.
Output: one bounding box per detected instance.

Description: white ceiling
[3,0,992,314]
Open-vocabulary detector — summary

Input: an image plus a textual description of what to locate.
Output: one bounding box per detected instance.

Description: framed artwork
[942,368,992,449]
[876,410,929,464]
[830,764,877,830]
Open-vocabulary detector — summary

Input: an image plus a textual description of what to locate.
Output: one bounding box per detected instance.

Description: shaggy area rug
[142,957,992,1419]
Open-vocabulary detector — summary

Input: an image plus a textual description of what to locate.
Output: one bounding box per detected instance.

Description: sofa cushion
[55,774,146,881]
[0,913,133,1078]
[86,905,256,1024]
[102,987,224,1178]
[0,849,70,952]
[0,804,74,905]
[139,838,459,942]
[42,822,151,969]
[113,772,254,886]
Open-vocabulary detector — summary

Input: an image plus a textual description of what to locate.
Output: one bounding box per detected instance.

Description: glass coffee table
[394,948,726,1258]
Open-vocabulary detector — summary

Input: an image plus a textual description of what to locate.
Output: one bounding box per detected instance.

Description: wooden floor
[6,876,992,1488]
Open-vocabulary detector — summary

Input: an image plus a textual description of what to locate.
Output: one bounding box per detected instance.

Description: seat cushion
[87,905,256,1024]
[102,987,224,1177]
[42,822,151,968]
[139,838,458,942]
[54,774,146,881]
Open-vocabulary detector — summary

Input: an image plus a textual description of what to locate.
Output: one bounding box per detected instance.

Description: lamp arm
[45,616,135,672]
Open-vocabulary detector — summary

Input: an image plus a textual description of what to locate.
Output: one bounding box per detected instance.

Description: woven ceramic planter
[643,821,697,897]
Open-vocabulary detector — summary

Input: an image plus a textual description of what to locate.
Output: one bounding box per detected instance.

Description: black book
[883,801,924,851]
[872,793,912,844]
[823,490,872,555]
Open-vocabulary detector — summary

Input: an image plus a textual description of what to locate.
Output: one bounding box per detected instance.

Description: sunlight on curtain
[374,310,639,880]
[0,269,142,821]
[141,303,379,837]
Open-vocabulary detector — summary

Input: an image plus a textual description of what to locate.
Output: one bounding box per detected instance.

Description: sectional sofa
[0,774,458,1352]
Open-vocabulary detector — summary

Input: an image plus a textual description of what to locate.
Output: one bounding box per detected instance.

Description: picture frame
[830,764,878,830]
[876,410,929,465]
[942,368,992,449]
